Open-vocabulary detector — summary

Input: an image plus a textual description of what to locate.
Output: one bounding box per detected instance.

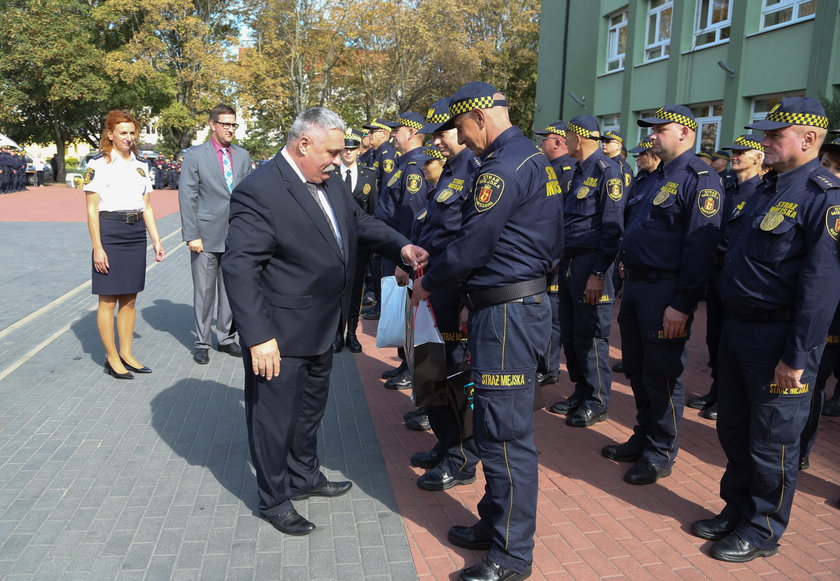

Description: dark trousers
[703,277,725,403]
[537,270,561,377]
[154,168,164,189]
[344,251,370,333]
[558,254,614,412]
[243,349,332,516]
[800,341,839,459]
[469,293,550,572]
[617,278,689,468]
[717,316,820,550]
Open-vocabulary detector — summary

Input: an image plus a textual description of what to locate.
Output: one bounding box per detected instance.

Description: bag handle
[411,265,440,329]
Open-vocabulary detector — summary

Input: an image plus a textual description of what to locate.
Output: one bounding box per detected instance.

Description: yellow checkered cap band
[733,136,764,151]
[395,116,424,130]
[449,96,497,117]
[543,126,566,137]
[765,110,828,129]
[423,147,445,160]
[604,131,623,143]
[638,141,653,149]
[652,108,698,131]
[367,120,390,131]
[427,111,451,124]
[567,122,594,138]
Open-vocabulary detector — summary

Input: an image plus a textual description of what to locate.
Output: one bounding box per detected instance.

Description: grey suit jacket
[179,141,252,252]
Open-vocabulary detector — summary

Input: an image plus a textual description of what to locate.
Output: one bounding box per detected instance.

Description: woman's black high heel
[105,360,134,379]
[120,357,152,374]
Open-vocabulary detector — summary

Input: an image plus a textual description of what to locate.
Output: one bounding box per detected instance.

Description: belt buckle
[126,212,139,224]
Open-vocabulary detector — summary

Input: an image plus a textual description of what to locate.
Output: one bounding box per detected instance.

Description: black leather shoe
[218,343,243,357]
[385,371,412,390]
[799,455,810,471]
[263,509,315,536]
[361,307,380,320]
[710,534,777,562]
[536,372,558,386]
[104,360,134,380]
[548,395,581,416]
[417,467,476,491]
[382,363,407,379]
[291,480,352,500]
[120,357,151,374]
[822,396,840,417]
[623,461,671,485]
[410,448,443,469]
[612,362,624,373]
[406,414,430,431]
[193,348,210,364]
[690,516,738,541]
[700,402,718,420]
[458,556,531,581]
[686,393,713,410]
[601,441,643,462]
[345,331,362,353]
[448,525,492,551]
[331,332,344,353]
[362,290,376,307]
[566,408,608,428]
[404,407,427,421]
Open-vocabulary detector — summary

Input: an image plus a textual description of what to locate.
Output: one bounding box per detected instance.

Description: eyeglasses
[214,122,239,130]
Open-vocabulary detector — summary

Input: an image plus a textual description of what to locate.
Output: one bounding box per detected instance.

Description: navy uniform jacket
[336,164,377,215]
[372,142,398,205]
[620,149,723,313]
[614,155,635,188]
[358,148,374,168]
[723,173,761,223]
[565,149,625,272]
[719,159,840,369]
[550,154,575,195]
[416,147,480,262]
[378,147,429,237]
[423,126,563,292]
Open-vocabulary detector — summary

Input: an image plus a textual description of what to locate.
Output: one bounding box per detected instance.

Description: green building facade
[534,0,840,154]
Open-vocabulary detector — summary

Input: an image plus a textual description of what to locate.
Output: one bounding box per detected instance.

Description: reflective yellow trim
[766,445,786,541]
[503,440,513,551]
[593,337,603,404]
[666,378,677,461]
[516,152,542,171]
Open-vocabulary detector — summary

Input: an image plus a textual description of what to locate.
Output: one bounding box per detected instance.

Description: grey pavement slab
[0,217,416,579]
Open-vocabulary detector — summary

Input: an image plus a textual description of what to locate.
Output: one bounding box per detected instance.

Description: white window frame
[761,0,817,31]
[637,110,658,144]
[694,0,732,48]
[600,115,621,135]
[606,10,628,73]
[645,0,673,63]
[692,103,724,154]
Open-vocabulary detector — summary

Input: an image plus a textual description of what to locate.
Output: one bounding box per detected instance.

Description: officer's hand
[459,306,469,336]
[153,240,166,262]
[250,338,281,379]
[401,244,429,268]
[662,306,688,339]
[187,239,203,253]
[773,361,804,392]
[618,262,625,279]
[93,247,109,274]
[410,276,430,307]
[584,275,605,305]
[395,268,410,287]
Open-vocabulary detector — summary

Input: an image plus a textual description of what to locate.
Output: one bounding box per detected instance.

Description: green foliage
[820,92,840,131]
[64,157,79,168]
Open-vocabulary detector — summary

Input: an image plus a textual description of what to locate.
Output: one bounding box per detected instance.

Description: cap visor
[628,146,647,154]
[745,120,790,131]
[637,116,667,127]
[436,118,456,132]
[419,122,444,134]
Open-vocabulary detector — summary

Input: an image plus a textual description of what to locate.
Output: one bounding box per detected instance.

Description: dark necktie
[345,168,352,190]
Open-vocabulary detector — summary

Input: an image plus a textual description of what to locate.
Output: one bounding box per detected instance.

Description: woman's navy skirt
[92,217,146,295]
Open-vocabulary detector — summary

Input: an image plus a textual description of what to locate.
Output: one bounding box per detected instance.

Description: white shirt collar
[280,146,308,184]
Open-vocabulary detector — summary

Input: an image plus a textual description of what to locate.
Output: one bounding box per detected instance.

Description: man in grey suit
[179,104,253,364]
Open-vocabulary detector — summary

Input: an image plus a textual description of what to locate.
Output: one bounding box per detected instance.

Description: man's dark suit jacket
[223,152,409,357]
[339,164,378,215]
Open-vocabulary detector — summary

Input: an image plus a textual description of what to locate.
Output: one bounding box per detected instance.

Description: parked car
[65,152,101,188]
[25,153,54,186]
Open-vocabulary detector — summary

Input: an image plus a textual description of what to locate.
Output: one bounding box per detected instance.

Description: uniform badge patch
[697,189,721,218]
[363,183,371,195]
[386,169,402,188]
[624,173,632,187]
[83,168,95,185]
[607,178,622,201]
[437,189,454,203]
[474,173,504,212]
[575,186,590,200]
[136,167,146,177]
[383,159,395,174]
[760,211,785,231]
[652,190,670,206]
[825,205,840,241]
[406,173,421,194]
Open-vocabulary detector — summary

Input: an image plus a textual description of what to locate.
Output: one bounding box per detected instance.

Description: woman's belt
[462,277,546,310]
[100,210,144,224]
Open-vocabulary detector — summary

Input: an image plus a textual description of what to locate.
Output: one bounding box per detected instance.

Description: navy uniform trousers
[469,293,550,572]
[799,306,840,460]
[617,277,689,468]
[537,270,562,379]
[558,253,614,413]
[716,315,822,550]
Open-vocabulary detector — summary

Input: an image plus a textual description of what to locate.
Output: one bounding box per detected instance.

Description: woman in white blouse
[84,110,165,379]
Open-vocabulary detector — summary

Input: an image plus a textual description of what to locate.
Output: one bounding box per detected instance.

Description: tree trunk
[51,121,67,183]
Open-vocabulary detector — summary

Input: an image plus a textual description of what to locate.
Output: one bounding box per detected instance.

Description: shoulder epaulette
[90,151,105,160]
[136,153,147,162]
[687,156,711,176]
[407,161,417,166]
[810,169,840,190]
[596,158,611,173]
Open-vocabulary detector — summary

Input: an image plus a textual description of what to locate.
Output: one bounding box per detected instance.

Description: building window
[695,0,731,48]
[645,0,672,62]
[600,114,621,135]
[606,10,628,72]
[637,110,658,144]
[691,103,724,154]
[761,0,817,30]
[750,93,806,124]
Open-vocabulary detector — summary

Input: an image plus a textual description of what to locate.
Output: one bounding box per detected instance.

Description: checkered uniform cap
[628,137,654,154]
[419,98,451,134]
[746,97,828,131]
[722,134,764,152]
[383,111,426,131]
[534,121,568,137]
[362,117,392,131]
[638,105,698,131]
[566,115,600,139]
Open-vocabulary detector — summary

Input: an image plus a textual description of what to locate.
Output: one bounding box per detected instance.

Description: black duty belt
[735,308,793,324]
[624,268,678,282]
[564,247,597,258]
[462,277,546,310]
[100,210,144,224]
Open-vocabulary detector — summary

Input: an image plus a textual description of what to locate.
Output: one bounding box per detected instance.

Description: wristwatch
[591,271,605,279]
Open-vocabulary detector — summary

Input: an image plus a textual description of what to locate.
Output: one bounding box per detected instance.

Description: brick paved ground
[0,184,837,580]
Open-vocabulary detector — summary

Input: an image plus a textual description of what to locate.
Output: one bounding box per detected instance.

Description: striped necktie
[222,148,233,192]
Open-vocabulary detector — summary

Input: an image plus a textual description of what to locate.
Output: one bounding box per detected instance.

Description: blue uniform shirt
[423,126,563,292]
[620,149,723,313]
[565,149,625,272]
[378,147,429,236]
[719,158,840,369]
[372,141,398,218]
